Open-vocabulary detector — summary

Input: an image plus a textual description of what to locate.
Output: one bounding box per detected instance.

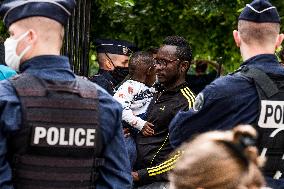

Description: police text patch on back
[31,126,96,148]
[258,100,284,128]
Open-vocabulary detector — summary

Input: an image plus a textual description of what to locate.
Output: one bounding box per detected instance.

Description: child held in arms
[114,51,156,166]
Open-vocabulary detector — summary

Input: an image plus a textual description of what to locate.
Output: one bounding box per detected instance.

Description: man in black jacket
[133,36,195,188]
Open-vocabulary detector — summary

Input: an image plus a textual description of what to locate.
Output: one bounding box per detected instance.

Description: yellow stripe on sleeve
[184,87,195,107]
[181,88,192,108]
[147,151,183,176]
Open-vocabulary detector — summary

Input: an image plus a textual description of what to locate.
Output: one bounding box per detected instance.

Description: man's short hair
[238,20,280,46]
[163,36,193,63]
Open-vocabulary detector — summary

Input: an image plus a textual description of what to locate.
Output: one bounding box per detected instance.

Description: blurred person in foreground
[169,125,266,189]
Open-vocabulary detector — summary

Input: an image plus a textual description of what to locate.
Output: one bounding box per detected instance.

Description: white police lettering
[86,129,96,146]
[33,127,46,144]
[33,127,96,147]
[258,100,284,128]
[75,128,86,146]
[47,127,59,145]
[59,128,68,145]
[258,100,284,178]
[69,128,75,146]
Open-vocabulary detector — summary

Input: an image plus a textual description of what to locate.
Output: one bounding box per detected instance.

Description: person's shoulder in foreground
[0,0,132,188]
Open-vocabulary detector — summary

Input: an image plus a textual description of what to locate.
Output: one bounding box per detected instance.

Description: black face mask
[110,66,129,84]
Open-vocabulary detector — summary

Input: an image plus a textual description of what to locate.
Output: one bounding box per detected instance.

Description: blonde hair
[17,16,65,49]
[169,125,265,189]
[238,20,280,46]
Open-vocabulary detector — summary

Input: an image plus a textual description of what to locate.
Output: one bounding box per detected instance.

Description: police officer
[0,1,132,188]
[169,0,284,188]
[89,39,137,95]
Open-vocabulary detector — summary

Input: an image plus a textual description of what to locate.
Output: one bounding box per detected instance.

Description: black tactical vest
[8,74,104,189]
[240,66,284,179]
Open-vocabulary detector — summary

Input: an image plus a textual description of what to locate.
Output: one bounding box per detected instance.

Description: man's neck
[240,44,275,61]
[164,78,185,91]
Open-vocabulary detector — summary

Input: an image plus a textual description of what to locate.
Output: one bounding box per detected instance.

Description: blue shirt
[0,65,16,80]
[169,54,284,187]
[0,55,132,189]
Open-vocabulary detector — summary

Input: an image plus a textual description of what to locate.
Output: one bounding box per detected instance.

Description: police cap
[239,0,280,23]
[95,39,137,56]
[0,0,76,27]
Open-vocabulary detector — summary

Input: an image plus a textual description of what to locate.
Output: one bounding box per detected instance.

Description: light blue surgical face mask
[4,31,31,71]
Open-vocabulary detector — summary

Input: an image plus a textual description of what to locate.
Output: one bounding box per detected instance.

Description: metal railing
[62,0,92,77]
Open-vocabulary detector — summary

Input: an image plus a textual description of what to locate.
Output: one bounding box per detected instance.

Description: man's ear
[233,30,241,47]
[105,59,113,70]
[180,61,189,73]
[26,29,37,45]
[275,33,284,49]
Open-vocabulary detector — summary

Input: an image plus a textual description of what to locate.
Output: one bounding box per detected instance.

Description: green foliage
[0,1,283,75]
[91,0,284,74]
[0,21,7,41]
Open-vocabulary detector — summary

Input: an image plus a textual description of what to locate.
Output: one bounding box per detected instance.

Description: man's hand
[132,171,140,182]
[142,122,154,136]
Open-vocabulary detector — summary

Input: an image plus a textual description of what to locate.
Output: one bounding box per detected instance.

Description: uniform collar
[97,69,116,84]
[241,54,278,66]
[240,54,284,75]
[19,55,71,73]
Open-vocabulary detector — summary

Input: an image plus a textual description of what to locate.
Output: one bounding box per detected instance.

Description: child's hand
[142,122,154,136]
[123,128,131,138]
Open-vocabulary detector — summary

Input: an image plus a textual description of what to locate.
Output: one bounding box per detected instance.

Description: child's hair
[128,51,154,77]
[169,125,265,189]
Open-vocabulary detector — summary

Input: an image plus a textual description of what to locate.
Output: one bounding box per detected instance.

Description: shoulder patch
[193,93,204,112]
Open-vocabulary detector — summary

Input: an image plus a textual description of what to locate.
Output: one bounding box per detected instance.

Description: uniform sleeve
[0,80,22,189]
[96,88,132,189]
[169,81,237,148]
[113,81,146,131]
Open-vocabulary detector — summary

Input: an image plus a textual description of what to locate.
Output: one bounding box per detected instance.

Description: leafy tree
[0,0,283,75]
[91,0,284,74]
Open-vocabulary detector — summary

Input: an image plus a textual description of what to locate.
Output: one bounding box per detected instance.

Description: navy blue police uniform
[89,39,137,95]
[0,1,132,189]
[169,1,284,188]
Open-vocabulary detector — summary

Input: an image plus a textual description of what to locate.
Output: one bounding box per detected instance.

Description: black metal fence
[62,0,92,77]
